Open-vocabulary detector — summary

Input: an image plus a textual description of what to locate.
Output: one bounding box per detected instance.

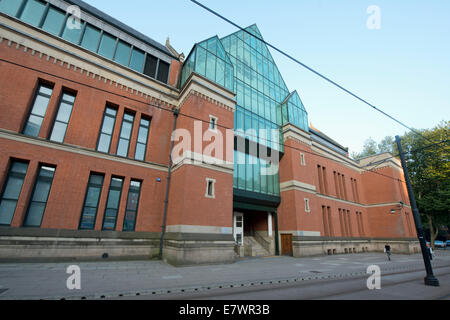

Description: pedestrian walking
[384,244,392,261]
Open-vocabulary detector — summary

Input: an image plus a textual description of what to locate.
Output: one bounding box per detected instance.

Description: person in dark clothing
[384,244,392,261]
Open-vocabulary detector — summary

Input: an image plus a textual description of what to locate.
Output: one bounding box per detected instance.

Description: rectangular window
[102,177,124,231]
[305,198,310,213]
[0,0,24,16]
[19,0,46,27]
[322,206,328,237]
[79,173,104,230]
[122,180,142,232]
[97,106,117,153]
[49,91,76,143]
[0,160,29,225]
[116,112,135,157]
[144,55,158,78]
[23,83,53,137]
[129,47,145,72]
[97,32,117,60]
[322,167,328,194]
[62,20,84,44]
[114,40,131,66]
[317,165,324,194]
[23,165,56,227]
[41,6,65,36]
[205,178,215,198]
[327,207,333,237]
[300,153,306,166]
[80,24,101,52]
[134,117,150,161]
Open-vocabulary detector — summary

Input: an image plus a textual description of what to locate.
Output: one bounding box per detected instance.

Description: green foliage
[398,121,450,227]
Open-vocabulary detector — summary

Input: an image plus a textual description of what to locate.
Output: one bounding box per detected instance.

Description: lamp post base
[424,275,440,287]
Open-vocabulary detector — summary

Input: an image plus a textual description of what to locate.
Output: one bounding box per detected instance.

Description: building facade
[0,0,419,265]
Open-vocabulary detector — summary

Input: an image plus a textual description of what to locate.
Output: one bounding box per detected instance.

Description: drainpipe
[159,108,180,260]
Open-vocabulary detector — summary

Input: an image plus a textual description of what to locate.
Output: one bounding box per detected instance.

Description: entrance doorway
[233,212,244,246]
[281,234,293,256]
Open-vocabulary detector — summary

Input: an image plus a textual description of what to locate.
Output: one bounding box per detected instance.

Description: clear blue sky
[84,0,449,154]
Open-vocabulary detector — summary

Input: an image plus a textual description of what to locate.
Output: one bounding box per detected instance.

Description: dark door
[281,234,293,256]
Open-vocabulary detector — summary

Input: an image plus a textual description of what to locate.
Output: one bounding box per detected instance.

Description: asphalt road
[142,266,450,300]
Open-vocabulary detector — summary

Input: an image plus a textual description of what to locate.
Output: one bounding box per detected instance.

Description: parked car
[434,240,447,248]
[446,240,450,247]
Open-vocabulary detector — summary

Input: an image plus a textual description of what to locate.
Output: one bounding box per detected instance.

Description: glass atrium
[182,25,309,202]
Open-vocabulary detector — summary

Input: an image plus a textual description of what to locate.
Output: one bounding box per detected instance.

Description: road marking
[162,275,183,280]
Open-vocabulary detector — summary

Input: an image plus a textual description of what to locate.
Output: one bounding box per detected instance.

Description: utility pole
[395,135,439,286]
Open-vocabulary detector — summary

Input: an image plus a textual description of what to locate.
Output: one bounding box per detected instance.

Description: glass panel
[195,46,206,76]
[23,115,43,137]
[135,143,146,161]
[0,199,17,225]
[102,115,115,134]
[32,95,51,117]
[62,21,83,44]
[205,51,215,81]
[41,6,65,36]
[79,207,97,229]
[116,139,129,157]
[98,33,117,59]
[23,202,45,227]
[31,180,52,202]
[137,126,148,144]
[84,186,101,208]
[0,0,23,16]
[157,61,170,83]
[97,133,111,153]
[55,102,73,123]
[129,48,145,72]
[3,176,25,199]
[113,40,131,66]
[11,161,28,174]
[62,93,76,104]
[20,0,46,27]
[49,121,67,143]
[80,24,101,52]
[120,120,133,139]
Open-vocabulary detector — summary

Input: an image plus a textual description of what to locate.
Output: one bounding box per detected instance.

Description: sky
[83,0,450,154]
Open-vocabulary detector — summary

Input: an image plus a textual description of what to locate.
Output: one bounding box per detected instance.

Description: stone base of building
[162,232,236,266]
[292,236,421,257]
[0,227,160,262]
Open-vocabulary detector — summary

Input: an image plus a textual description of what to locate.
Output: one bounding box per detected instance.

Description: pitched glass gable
[281,91,309,132]
[181,36,234,92]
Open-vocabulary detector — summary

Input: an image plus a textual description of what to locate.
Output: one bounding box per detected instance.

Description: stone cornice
[178,73,236,112]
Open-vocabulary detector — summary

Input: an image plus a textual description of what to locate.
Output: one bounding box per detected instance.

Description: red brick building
[0,0,419,265]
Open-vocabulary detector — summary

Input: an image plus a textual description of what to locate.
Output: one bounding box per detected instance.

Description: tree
[352,136,394,159]
[353,121,449,249]
[396,121,450,249]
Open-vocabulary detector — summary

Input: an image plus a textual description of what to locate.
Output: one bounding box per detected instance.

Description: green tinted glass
[20,0,46,27]
[41,6,66,36]
[0,0,23,16]
[98,32,116,59]
[129,48,144,72]
[80,24,101,52]
[114,41,131,66]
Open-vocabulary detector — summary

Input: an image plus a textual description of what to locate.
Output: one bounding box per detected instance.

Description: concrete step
[244,236,270,257]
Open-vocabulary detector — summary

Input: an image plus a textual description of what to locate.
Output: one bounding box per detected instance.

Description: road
[143,266,450,300]
[0,250,448,300]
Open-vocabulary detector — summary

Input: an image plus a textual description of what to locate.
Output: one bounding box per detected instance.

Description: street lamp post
[395,136,439,286]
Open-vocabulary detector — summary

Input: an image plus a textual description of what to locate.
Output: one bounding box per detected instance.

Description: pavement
[0,250,449,300]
